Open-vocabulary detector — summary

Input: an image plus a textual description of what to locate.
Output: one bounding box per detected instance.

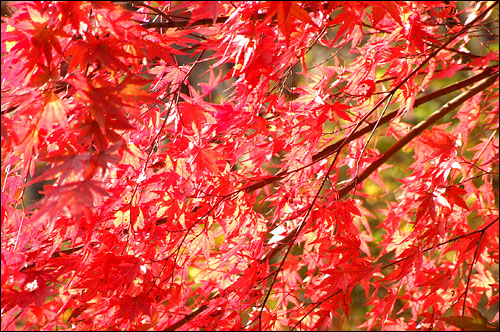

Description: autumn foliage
[1,1,499,330]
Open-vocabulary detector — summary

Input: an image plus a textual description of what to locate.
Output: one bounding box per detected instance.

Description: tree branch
[337,74,498,198]
[262,73,497,267]
[381,217,499,270]
[241,66,497,194]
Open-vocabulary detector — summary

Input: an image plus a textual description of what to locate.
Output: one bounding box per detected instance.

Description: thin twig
[130,1,174,25]
[291,217,499,330]
[381,217,499,270]
[462,229,485,316]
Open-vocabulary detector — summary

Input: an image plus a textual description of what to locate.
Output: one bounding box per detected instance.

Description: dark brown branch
[375,65,493,84]
[19,243,85,272]
[337,74,498,198]
[163,305,209,331]
[129,1,174,25]
[262,73,497,270]
[132,13,268,29]
[241,66,497,195]
[315,67,497,162]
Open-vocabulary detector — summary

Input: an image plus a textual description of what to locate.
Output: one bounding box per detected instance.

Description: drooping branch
[248,67,495,218]
[337,74,498,198]
[262,73,498,268]
[241,66,497,194]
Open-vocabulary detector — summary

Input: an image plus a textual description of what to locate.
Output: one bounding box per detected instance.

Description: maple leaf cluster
[1,1,498,330]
